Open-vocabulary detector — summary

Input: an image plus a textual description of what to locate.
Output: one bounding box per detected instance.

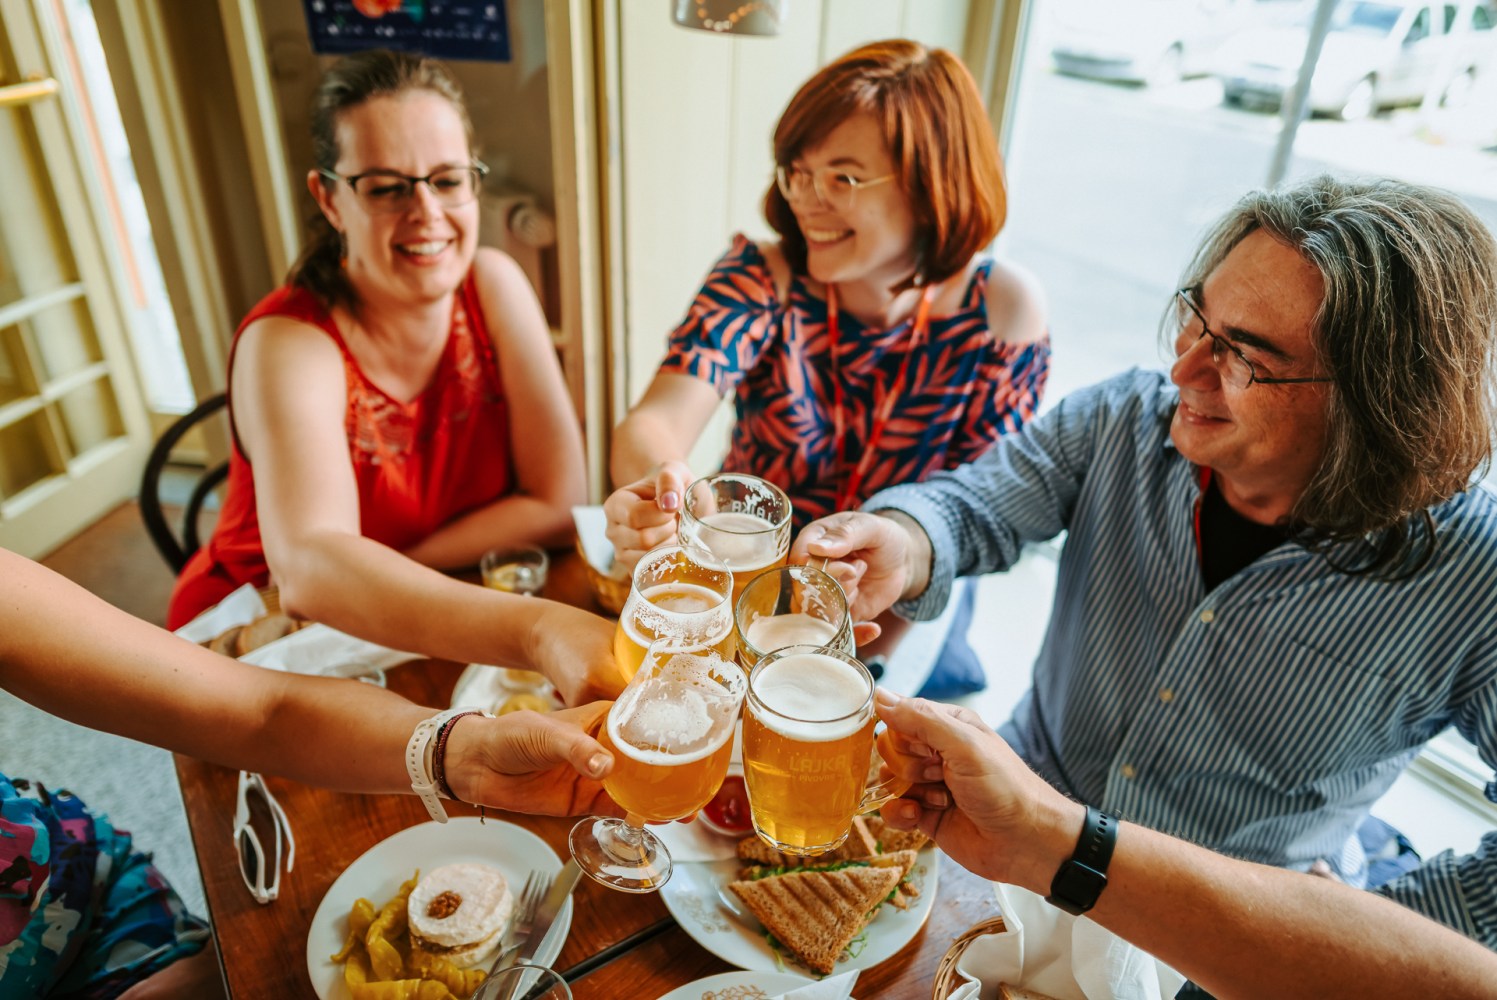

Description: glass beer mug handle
[859,770,913,813]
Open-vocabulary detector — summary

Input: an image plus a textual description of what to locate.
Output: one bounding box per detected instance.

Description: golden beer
[742,647,886,855]
[681,475,792,603]
[613,545,734,683]
[742,614,838,668]
[735,565,855,669]
[569,640,748,893]
[600,698,737,823]
[698,511,790,601]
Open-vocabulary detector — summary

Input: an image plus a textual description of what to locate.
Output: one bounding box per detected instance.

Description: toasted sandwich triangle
[728,864,905,975]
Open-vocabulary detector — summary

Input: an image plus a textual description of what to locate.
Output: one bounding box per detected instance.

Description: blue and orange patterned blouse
[660,235,1051,529]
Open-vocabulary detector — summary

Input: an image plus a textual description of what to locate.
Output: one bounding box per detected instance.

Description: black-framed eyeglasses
[318,161,489,215]
[1174,287,1333,389]
[233,770,295,905]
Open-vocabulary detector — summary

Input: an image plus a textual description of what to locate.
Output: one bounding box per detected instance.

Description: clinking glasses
[234,770,296,905]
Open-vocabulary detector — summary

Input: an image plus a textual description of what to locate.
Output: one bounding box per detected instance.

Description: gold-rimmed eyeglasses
[1174,287,1333,389]
[318,162,489,215]
[775,164,894,212]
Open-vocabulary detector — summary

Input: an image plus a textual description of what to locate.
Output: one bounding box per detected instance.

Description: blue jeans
[915,582,986,699]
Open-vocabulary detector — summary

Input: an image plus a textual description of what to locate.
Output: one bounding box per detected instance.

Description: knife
[515,858,582,965]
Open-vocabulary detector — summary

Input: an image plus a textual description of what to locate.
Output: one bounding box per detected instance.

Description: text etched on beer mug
[741,645,908,857]
[612,543,735,683]
[679,473,792,603]
[735,563,855,670]
[569,639,747,893]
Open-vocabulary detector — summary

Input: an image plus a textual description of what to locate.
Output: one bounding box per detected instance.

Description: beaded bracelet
[404,707,491,823]
[432,710,482,801]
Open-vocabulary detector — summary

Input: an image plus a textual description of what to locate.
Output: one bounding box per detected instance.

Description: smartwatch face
[1049,860,1107,914]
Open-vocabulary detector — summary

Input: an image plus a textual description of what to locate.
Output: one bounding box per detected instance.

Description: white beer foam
[746,613,837,652]
[698,511,783,570]
[609,679,735,765]
[752,652,868,741]
[625,582,731,644]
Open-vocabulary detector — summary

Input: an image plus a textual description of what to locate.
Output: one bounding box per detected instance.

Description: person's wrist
[438,713,486,803]
[1015,797,1088,896]
[876,510,929,600]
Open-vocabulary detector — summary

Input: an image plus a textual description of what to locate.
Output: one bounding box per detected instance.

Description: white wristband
[405,707,479,824]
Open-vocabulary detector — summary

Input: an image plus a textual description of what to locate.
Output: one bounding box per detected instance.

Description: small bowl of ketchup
[698,772,752,838]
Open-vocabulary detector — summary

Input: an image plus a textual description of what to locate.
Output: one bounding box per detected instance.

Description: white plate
[656,970,821,999]
[451,663,563,714]
[306,817,573,1000]
[660,849,938,977]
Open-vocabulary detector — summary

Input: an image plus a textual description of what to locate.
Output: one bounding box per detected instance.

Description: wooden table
[175,555,1003,998]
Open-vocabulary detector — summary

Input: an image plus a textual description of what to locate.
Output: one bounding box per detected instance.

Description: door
[0,0,151,557]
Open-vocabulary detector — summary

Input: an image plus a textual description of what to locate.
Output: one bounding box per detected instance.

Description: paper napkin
[172,584,266,643]
[175,584,422,678]
[238,623,422,678]
[572,505,618,573]
[952,883,1185,1000]
[771,970,859,999]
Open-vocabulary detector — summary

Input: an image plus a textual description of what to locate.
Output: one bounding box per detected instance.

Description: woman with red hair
[605,39,1051,697]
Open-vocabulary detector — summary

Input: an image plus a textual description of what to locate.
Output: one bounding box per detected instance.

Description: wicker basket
[932,916,1008,999]
[576,536,630,615]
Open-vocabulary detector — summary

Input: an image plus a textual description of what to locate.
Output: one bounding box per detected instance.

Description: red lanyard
[1192,465,1212,565]
[827,282,936,512]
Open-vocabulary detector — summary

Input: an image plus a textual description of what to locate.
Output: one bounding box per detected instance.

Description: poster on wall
[302,1,511,63]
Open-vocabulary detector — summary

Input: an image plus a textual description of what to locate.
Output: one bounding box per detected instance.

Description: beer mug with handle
[680,473,792,604]
[735,563,854,670]
[570,638,747,892]
[740,644,909,857]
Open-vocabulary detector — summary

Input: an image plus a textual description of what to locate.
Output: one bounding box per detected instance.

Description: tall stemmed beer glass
[570,639,746,892]
[680,474,792,603]
[612,543,735,682]
[741,645,908,857]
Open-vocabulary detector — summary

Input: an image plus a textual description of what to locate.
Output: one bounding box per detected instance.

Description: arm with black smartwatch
[873,691,1497,1000]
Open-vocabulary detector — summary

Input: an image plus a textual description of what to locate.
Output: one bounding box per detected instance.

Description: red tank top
[167,274,513,628]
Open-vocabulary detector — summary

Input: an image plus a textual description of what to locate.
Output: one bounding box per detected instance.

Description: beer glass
[741,645,907,857]
[679,473,792,603]
[570,639,747,892]
[735,564,854,670]
[481,545,550,596]
[612,543,735,682]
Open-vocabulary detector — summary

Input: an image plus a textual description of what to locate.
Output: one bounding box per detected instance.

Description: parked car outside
[1215,0,1497,120]
[1048,0,1311,87]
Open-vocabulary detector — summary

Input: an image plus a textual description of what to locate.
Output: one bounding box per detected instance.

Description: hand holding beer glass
[570,639,747,892]
[741,645,908,857]
[735,564,855,669]
[680,474,792,603]
[613,544,735,683]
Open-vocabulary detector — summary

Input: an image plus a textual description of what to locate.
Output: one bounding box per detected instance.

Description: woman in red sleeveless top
[168,51,614,705]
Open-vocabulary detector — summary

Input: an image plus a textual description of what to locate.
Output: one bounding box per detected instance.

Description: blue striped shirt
[867,369,1497,946]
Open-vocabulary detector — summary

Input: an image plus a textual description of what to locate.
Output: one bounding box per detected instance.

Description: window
[1405,6,1432,42]
[1003,0,1497,853]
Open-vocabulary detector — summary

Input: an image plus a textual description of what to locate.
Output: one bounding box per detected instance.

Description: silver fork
[486,870,552,977]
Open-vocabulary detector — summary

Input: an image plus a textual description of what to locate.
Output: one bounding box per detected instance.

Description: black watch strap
[1045,804,1117,915]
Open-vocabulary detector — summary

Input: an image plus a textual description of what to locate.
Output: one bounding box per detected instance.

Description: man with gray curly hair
[794,174,1497,951]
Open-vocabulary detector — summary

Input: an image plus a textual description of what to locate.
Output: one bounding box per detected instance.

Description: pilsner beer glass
[570,639,747,892]
[741,645,907,857]
[680,473,792,603]
[612,543,735,682]
[735,564,855,669]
